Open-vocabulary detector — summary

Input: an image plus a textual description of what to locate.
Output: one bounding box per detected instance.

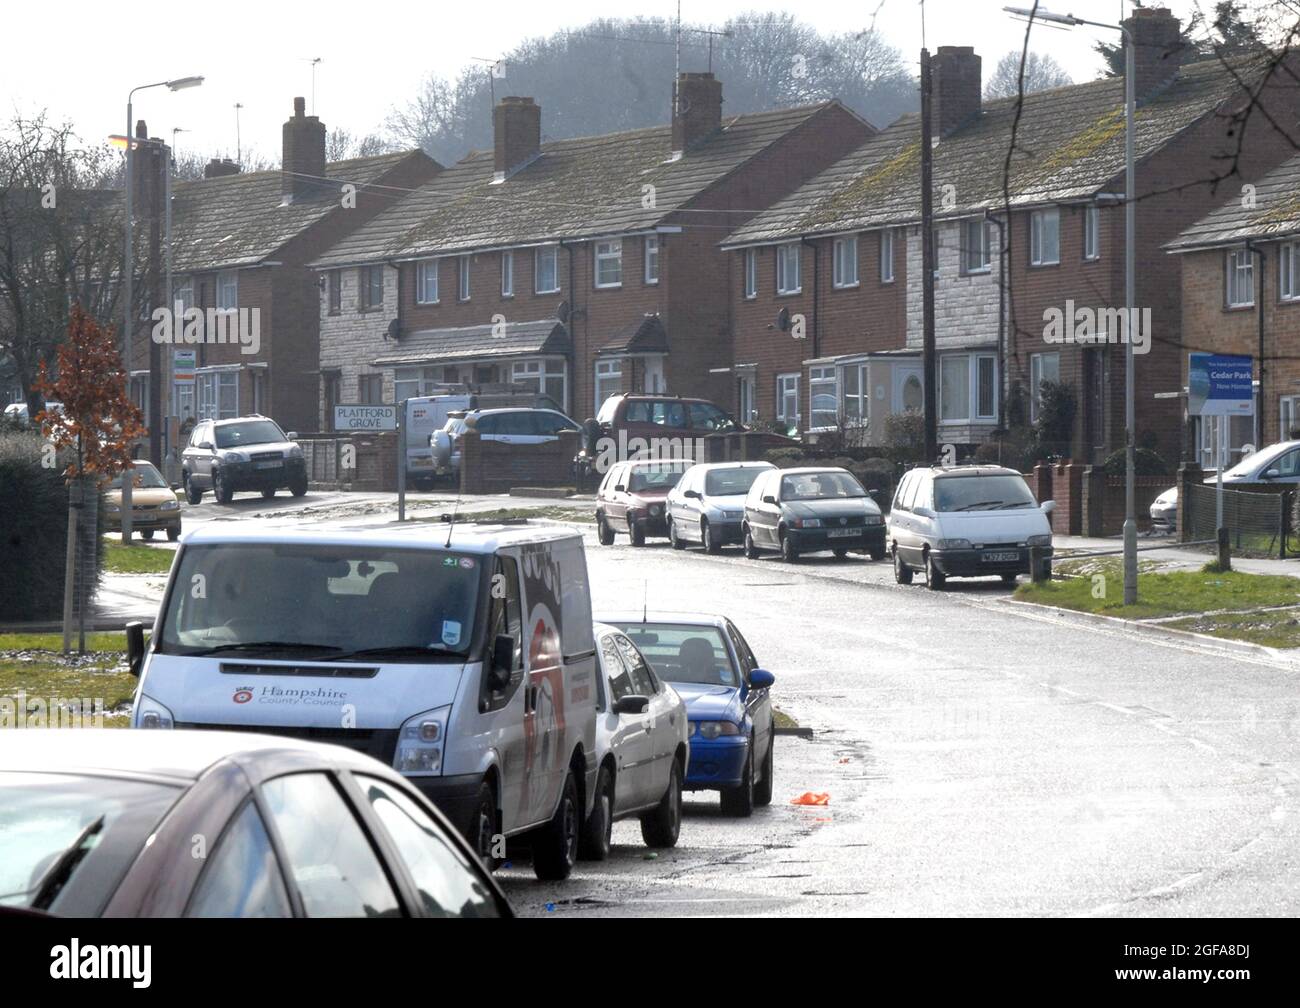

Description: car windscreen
[215,420,286,449]
[107,464,169,490]
[157,543,484,660]
[1223,443,1285,478]
[610,623,738,687]
[0,772,181,913]
[933,474,1037,512]
[780,471,865,501]
[627,463,690,493]
[704,467,764,497]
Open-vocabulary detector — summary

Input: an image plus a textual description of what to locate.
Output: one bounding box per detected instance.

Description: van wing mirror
[125,621,146,678]
[1041,499,1057,514]
[762,494,777,505]
[913,506,936,519]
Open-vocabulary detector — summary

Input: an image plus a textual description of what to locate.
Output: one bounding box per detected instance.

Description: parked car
[598,612,774,817]
[3,400,62,427]
[888,464,1054,589]
[181,415,306,505]
[1150,486,1178,533]
[742,466,887,562]
[103,460,182,541]
[0,730,511,917]
[579,623,688,859]
[577,393,742,475]
[129,520,598,881]
[1216,439,1300,484]
[667,461,777,553]
[595,458,695,546]
[429,407,581,477]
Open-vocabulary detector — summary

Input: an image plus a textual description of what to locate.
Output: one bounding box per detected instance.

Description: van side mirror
[615,695,649,715]
[198,441,213,450]
[913,506,936,519]
[488,634,514,690]
[125,621,146,678]
[1041,499,1057,514]
[614,484,627,493]
[762,494,777,505]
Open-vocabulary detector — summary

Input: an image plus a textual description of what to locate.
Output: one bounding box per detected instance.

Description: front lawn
[0,630,138,727]
[103,538,176,574]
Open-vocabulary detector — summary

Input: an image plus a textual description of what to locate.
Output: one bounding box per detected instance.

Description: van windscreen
[157,544,484,661]
[933,474,1037,512]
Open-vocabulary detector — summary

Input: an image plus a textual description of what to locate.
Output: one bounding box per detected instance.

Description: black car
[181,415,307,504]
[742,466,887,562]
[0,730,511,918]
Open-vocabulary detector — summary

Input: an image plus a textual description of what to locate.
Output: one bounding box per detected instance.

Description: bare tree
[984,51,1072,99]
[326,128,397,162]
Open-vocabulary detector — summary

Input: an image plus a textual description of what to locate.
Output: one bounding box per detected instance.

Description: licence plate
[256,460,282,470]
[983,551,1019,562]
[827,528,859,538]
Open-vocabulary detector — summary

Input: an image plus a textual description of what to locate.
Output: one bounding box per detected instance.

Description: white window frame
[393,367,422,403]
[975,353,997,421]
[1084,205,1100,261]
[962,219,991,274]
[458,255,471,301]
[644,235,660,285]
[173,276,194,313]
[939,354,971,424]
[535,246,559,294]
[776,373,800,425]
[594,358,622,412]
[1280,242,1300,302]
[1029,351,1061,424]
[808,365,839,430]
[832,236,859,288]
[216,270,238,312]
[501,251,514,297]
[840,362,868,426]
[1030,207,1060,266]
[776,243,801,295]
[743,249,757,299]
[1281,394,1300,440]
[1226,248,1255,307]
[196,368,239,421]
[415,259,439,304]
[512,358,566,407]
[594,239,623,289]
[880,229,895,283]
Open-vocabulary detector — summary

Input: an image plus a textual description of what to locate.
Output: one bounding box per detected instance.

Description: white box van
[127,521,599,880]
[405,394,474,485]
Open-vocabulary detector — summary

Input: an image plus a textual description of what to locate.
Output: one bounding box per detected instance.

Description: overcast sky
[3,0,1221,165]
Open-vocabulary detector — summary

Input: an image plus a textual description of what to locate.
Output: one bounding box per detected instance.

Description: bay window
[809,366,838,429]
[840,362,868,425]
[776,373,800,425]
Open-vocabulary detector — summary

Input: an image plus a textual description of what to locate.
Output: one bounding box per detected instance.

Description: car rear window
[611,623,738,687]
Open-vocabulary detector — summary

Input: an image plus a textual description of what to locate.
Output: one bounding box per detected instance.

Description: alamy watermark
[1042,299,1151,354]
[1,692,106,729]
[591,429,706,473]
[151,304,260,354]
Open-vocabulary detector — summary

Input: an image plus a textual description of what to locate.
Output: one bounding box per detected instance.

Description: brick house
[125,98,439,443]
[310,73,871,424]
[1166,151,1300,464]
[722,7,1300,468]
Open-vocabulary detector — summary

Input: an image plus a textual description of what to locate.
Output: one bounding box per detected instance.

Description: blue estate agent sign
[1188,353,1254,417]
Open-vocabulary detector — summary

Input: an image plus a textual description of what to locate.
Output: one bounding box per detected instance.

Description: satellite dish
[385,319,401,342]
[776,307,791,332]
[556,299,570,323]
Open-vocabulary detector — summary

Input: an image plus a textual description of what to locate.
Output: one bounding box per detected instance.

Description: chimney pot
[672,72,723,153]
[932,47,982,137]
[493,96,541,180]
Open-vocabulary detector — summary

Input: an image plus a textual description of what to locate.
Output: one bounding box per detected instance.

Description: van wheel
[743,527,760,559]
[628,521,646,548]
[669,519,686,550]
[261,488,276,499]
[640,759,682,848]
[183,472,201,505]
[1001,573,1018,586]
[579,765,614,861]
[893,546,914,584]
[702,521,721,554]
[924,553,946,591]
[596,512,615,546]
[779,532,799,564]
[720,742,755,817]
[141,530,155,541]
[473,782,501,870]
[532,771,580,881]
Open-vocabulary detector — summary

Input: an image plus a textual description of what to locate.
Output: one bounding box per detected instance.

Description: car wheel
[832,548,848,559]
[289,474,307,497]
[262,488,276,499]
[628,520,646,548]
[869,545,886,562]
[167,526,180,542]
[703,521,721,554]
[212,468,233,505]
[743,526,760,559]
[473,781,501,870]
[579,765,614,861]
[183,472,201,505]
[753,734,774,807]
[596,512,616,546]
[720,742,755,817]
[924,552,946,591]
[141,530,155,541]
[1001,573,1019,586]
[641,758,683,848]
[532,771,580,881]
[779,531,799,564]
[893,546,914,585]
[669,518,686,550]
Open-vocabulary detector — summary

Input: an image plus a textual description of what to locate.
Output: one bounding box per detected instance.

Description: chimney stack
[131,120,166,220]
[1124,7,1184,98]
[932,47,982,137]
[281,96,327,203]
[204,158,241,179]
[493,96,541,181]
[672,72,723,153]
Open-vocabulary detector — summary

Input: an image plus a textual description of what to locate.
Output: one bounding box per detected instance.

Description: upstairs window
[832,236,858,288]
[1084,205,1100,261]
[962,219,991,273]
[216,271,238,311]
[501,251,514,297]
[535,246,559,294]
[644,236,660,284]
[595,240,623,288]
[743,249,757,298]
[776,243,801,295]
[1226,248,1254,307]
[1030,207,1060,266]
[359,266,384,312]
[880,229,895,283]
[458,255,470,301]
[415,260,438,304]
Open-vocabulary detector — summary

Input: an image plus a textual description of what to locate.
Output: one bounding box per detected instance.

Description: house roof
[1166,151,1300,251]
[722,54,1273,248]
[168,151,428,273]
[373,317,569,367]
[311,103,844,268]
[598,315,669,356]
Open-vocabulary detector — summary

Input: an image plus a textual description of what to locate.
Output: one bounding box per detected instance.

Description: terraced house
[1167,151,1300,464]
[125,98,438,438]
[722,7,1300,467]
[311,73,870,425]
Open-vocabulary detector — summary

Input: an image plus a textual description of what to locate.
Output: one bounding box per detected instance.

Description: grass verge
[0,630,138,726]
[409,505,592,525]
[1164,608,1300,650]
[103,539,176,574]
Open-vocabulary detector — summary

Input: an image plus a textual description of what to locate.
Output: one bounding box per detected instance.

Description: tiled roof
[167,152,427,272]
[373,317,569,366]
[723,55,1274,247]
[598,315,668,355]
[1167,151,1300,250]
[312,103,842,268]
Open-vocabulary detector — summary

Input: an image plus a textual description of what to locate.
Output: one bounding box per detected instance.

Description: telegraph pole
[920,48,938,462]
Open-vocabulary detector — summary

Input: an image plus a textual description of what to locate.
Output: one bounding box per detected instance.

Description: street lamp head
[166,76,205,91]
[1002,6,1083,26]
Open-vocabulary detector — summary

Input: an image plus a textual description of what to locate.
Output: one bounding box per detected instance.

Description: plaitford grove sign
[333,405,398,431]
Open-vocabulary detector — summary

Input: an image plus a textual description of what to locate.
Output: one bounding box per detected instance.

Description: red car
[595,459,695,546]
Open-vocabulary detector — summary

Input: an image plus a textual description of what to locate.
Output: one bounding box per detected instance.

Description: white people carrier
[127,521,599,880]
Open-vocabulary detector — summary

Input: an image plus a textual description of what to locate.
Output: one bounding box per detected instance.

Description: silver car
[666,461,776,553]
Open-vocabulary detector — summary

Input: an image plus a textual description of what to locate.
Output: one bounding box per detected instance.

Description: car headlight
[1026,534,1052,547]
[395,705,450,775]
[160,499,180,511]
[792,518,822,528]
[865,513,884,525]
[134,694,174,729]
[648,503,662,516]
[937,538,972,550]
[691,720,740,740]
[286,445,304,459]
[222,451,249,463]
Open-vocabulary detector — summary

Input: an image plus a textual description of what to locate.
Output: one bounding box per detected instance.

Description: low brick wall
[1027,461,1085,536]
[460,430,581,495]
[300,432,398,492]
[1080,467,1170,536]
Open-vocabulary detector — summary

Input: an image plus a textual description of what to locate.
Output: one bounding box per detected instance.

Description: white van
[127,521,599,880]
[405,394,474,485]
[887,465,1054,589]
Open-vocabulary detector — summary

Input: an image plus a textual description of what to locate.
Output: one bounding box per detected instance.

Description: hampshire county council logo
[233,688,253,704]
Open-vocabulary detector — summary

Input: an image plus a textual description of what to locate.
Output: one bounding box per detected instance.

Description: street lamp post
[1003,7,1137,604]
[120,76,202,544]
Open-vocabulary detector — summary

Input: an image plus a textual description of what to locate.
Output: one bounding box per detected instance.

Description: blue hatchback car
[598,612,775,817]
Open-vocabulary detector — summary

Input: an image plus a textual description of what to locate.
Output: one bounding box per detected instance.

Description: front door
[737,374,755,424]
[642,357,665,394]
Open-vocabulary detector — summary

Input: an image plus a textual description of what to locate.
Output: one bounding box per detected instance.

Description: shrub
[1102,447,1171,477]
[884,410,925,465]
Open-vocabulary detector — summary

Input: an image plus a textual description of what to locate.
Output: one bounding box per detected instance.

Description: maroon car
[595,459,695,546]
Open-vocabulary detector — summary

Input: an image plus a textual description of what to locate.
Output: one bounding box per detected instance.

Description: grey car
[182,415,307,504]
